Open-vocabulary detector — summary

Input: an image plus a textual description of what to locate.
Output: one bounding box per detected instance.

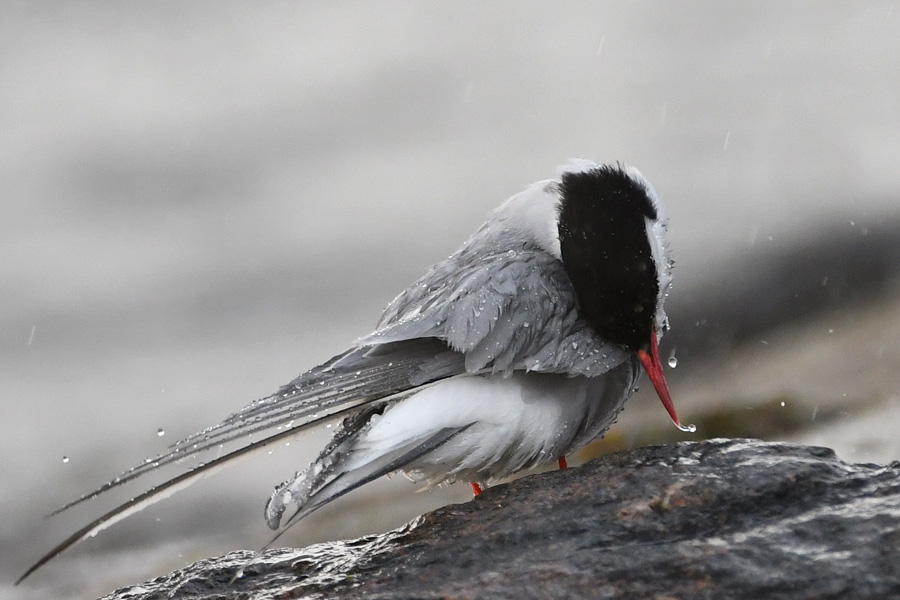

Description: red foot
[471,482,483,496]
[558,456,568,470]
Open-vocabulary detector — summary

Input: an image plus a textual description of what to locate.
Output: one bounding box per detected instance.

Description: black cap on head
[557,164,660,353]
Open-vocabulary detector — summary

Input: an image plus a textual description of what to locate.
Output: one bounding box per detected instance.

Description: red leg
[558,456,568,470]
[471,482,483,496]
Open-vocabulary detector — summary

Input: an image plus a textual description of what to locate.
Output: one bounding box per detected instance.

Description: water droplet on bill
[676,423,697,433]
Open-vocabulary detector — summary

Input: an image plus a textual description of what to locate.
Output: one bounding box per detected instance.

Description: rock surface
[100,439,900,600]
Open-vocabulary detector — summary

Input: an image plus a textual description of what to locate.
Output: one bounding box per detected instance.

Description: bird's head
[556,162,686,430]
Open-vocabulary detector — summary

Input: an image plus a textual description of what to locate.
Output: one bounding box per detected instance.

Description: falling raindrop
[668,351,678,369]
[462,80,474,104]
[780,401,786,407]
[157,428,165,437]
[62,456,69,464]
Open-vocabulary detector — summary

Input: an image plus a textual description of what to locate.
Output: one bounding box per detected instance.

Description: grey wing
[51,337,466,515]
[49,244,620,518]
[19,337,466,584]
[360,245,628,377]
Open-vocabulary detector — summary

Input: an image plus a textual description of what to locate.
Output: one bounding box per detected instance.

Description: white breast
[345,360,639,485]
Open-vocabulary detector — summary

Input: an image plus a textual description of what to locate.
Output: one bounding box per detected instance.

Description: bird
[18,158,690,584]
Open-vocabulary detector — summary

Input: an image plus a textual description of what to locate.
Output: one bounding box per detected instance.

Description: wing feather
[50,338,465,516]
[360,244,627,376]
[16,413,345,586]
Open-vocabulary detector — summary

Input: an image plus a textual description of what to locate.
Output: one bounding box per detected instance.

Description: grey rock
[666,219,900,365]
[100,439,900,600]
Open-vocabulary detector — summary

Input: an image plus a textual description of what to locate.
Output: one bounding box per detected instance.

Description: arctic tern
[19,158,689,584]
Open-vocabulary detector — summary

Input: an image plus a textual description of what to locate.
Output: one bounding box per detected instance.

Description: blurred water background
[3,2,900,598]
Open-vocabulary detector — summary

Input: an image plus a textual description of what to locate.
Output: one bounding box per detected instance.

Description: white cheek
[645,215,672,328]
